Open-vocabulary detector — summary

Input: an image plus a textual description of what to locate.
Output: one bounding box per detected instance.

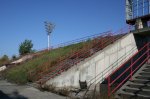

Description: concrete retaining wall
[46,33,138,89]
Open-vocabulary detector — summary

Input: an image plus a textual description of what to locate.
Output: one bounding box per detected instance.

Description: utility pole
[44,21,55,51]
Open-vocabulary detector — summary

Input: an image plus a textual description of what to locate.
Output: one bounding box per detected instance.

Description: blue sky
[0,0,126,57]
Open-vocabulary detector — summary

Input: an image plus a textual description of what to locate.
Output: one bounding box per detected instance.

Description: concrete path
[0,80,66,99]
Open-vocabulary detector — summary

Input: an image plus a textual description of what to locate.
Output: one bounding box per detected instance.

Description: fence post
[108,76,110,96]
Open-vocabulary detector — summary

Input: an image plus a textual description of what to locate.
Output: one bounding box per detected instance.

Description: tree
[0,55,9,65]
[0,55,9,62]
[12,55,17,60]
[19,39,33,55]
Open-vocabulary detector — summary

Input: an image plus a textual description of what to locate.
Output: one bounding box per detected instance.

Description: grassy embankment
[3,40,93,84]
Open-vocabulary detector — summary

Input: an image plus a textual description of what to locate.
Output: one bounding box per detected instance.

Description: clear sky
[0,0,126,57]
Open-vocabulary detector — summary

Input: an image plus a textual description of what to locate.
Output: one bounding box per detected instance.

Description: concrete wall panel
[46,33,138,89]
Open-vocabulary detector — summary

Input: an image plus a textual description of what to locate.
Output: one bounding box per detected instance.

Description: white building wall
[46,33,137,89]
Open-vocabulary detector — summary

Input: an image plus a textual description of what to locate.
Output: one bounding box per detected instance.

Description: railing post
[112,35,115,43]
[77,53,79,63]
[147,43,149,64]
[101,38,103,49]
[148,43,149,57]
[108,76,110,96]
[130,58,133,80]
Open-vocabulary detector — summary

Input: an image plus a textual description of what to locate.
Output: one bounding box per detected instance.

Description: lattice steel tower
[126,0,150,29]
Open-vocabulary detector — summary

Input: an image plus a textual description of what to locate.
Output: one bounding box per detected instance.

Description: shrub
[19,39,33,55]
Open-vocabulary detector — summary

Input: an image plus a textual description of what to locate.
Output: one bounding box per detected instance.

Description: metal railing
[37,25,134,52]
[37,31,111,52]
[36,26,132,84]
[28,31,112,81]
[82,46,137,98]
[37,33,114,84]
[28,25,132,85]
[107,42,150,96]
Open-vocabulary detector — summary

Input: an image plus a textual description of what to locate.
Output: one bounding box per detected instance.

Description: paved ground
[0,80,67,99]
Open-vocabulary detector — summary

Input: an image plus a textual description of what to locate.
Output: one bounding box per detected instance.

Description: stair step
[118,92,142,99]
[144,66,150,69]
[137,93,150,98]
[119,92,150,99]
[127,83,150,90]
[142,69,150,72]
[146,64,150,66]
[130,79,150,84]
[128,82,147,87]
[127,84,143,88]
[139,72,150,76]
[135,76,150,80]
[138,91,150,97]
[123,87,150,95]
[123,87,140,93]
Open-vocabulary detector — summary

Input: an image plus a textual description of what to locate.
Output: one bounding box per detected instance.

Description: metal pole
[132,0,134,19]
[130,58,133,80]
[45,21,54,51]
[143,0,144,16]
[147,0,150,14]
[149,0,150,14]
[48,34,50,50]
[137,0,139,17]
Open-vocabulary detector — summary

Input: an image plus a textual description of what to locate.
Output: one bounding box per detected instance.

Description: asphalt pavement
[0,80,66,99]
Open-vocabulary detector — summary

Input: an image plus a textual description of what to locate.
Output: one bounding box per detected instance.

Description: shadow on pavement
[0,90,28,99]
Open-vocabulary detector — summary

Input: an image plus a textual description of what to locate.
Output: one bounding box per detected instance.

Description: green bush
[0,55,9,66]
[19,39,33,55]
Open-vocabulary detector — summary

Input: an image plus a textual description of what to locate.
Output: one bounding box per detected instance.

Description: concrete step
[129,79,150,84]
[123,87,150,95]
[127,83,150,90]
[145,64,150,67]
[118,91,150,99]
[115,63,150,99]
[137,94,150,99]
[139,72,150,76]
[135,76,150,80]
[118,91,134,97]
[127,82,150,87]
[123,87,140,93]
[144,66,150,69]
[137,89,150,94]
[142,69,150,72]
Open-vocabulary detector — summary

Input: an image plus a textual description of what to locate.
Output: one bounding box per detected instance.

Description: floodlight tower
[44,21,55,51]
[126,0,150,29]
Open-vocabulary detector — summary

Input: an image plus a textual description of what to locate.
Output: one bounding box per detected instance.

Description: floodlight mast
[44,21,55,51]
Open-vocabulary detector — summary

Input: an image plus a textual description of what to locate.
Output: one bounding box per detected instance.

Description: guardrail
[107,42,150,96]
[37,25,134,52]
[28,31,112,81]
[37,32,114,84]
[82,46,137,98]
[37,31,111,52]
[28,25,133,85]
[80,25,135,98]
[36,26,132,84]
